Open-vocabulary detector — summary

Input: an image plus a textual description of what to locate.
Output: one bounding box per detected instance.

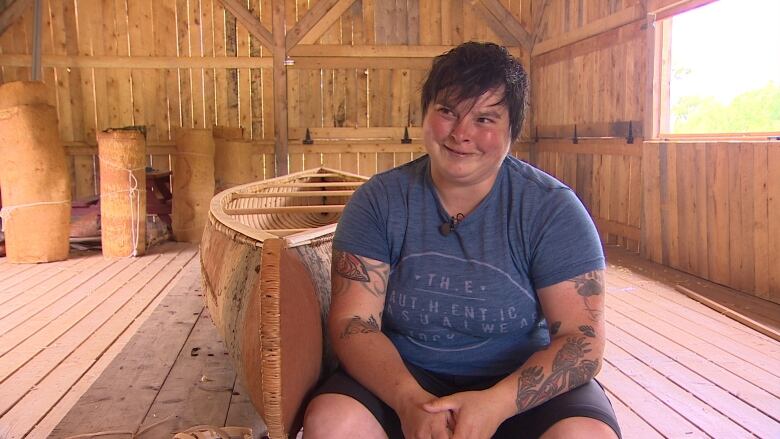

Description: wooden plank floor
[0,244,778,438]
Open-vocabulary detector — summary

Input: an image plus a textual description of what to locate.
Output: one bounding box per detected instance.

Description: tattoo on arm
[550,321,561,336]
[340,314,380,339]
[332,250,388,297]
[515,335,600,413]
[572,271,604,322]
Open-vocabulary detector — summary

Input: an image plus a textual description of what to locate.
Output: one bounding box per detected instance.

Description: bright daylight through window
[665,0,780,135]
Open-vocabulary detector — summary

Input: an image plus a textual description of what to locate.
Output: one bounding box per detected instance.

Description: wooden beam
[594,218,641,242]
[535,139,643,158]
[477,0,532,51]
[289,44,453,58]
[532,5,644,56]
[289,56,432,69]
[286,0,347,50]
[0,54,272,69]
[215,0,273,51]
[272,0,288,176]
[0,0,32,37]
[296,0,358,46]
[287,126,424,140]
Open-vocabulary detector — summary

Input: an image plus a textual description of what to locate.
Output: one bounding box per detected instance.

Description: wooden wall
[530,0,645,251]
[529,0,780,304]
[642,142,780,304]
[0,0,530,200]
[3,0,779,304]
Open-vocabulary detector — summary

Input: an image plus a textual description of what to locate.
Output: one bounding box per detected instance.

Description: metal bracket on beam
[401,127,412,144]
[302,128,314,145]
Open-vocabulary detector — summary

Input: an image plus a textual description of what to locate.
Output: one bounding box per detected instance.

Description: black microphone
[439,213,464,236]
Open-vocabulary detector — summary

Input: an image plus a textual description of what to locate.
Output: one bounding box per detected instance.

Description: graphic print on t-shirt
[385,252,538,352]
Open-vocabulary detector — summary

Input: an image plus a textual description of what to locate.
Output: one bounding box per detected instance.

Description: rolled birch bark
[0,81,71,263]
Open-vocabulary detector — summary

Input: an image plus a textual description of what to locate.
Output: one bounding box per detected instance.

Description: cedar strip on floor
[606,247,780,338]
[605,293,780,397]
[0,254,162,382]
[598,360,705,437]
[0,255,112,332]
[49,257,204,438]
[607,270,780,358]
[0,247,191,416]
[137,307,238,436]
[0,256,131,355]
[603,389,663,438]
[28,250,195,438]
[606,322,779,437]
[0,248,197,438]
[605,341,752,437]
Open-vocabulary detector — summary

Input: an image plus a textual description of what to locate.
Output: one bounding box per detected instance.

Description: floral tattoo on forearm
[340,314,380,339]
[331,249,388,297]
[515,326,600,412]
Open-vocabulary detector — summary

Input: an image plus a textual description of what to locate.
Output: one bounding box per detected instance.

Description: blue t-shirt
[333,155,604,376]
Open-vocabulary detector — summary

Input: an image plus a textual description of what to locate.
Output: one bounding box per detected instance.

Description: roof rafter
[0,0,33,38]
[474,0,532,51]
[215,0,274,51]
[287,0,358,49]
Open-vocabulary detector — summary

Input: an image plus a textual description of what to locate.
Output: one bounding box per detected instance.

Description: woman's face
[422,87,512,189]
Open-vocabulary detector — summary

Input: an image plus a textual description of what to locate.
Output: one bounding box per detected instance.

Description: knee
[540,416,619,439]
[303,394,386,439]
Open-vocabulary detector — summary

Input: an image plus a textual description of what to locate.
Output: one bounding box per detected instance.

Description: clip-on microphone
[439,213,464,236]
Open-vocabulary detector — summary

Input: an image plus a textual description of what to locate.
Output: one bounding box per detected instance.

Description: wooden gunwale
[231,190,356,198]
[224,205,346,215]
[209,167,366,245]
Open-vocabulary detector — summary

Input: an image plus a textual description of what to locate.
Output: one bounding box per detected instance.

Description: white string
[99,157,145,257]
[0,200,69,232]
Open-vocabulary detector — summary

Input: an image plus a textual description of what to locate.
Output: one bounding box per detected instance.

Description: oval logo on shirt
[386,252,536,351]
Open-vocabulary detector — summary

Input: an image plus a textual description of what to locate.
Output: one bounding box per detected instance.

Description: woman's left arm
[424,269,606,439]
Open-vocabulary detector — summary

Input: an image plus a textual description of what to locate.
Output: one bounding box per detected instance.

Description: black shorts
[311,362,621,439]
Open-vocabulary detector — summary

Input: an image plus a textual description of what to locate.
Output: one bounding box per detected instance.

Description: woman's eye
[437,106,454,116]
[477,117,494,124]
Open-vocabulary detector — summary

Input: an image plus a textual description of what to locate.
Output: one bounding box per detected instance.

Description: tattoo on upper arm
[515,335,600,413]
[572,271,604,322]
[340,314,380,339]
[332,249,388,297]
[550,321,561,336]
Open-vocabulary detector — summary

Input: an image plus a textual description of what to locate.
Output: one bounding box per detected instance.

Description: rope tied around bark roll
[99,157,146,257]
[0,200,70,232]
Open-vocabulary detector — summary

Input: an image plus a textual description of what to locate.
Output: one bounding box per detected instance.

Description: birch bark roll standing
[172,128,215,243]
[97,128,147,257]
[0,81,71,263]
[213,126,252,193]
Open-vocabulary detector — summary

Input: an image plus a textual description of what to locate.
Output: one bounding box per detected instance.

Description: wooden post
[273,0,288,176]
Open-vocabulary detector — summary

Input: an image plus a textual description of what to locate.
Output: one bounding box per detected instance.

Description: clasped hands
[399,389,508,439]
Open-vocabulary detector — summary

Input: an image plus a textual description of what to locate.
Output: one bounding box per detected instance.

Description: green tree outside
[671,81,780,133]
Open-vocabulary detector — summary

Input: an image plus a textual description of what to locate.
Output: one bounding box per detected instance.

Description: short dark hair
[421,41,528,141]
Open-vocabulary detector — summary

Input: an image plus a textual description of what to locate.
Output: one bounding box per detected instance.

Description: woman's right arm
[329,249,451,439]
